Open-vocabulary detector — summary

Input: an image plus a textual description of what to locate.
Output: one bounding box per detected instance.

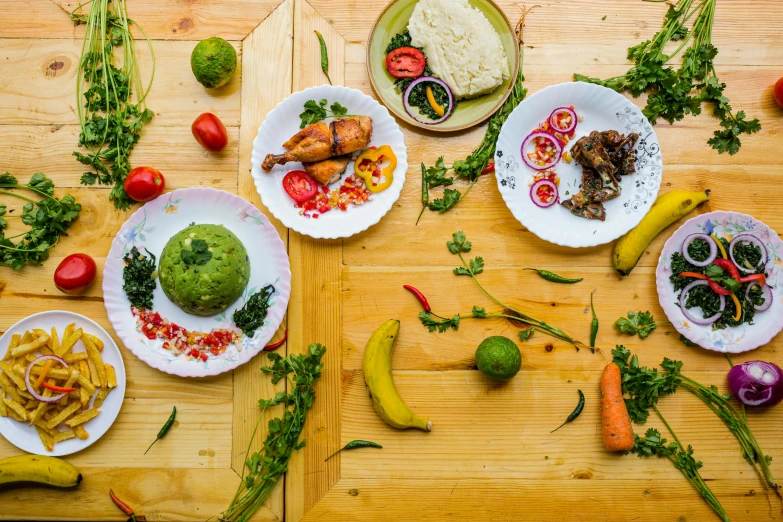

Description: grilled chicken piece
[569,187,621,208]
[571,133,618,188]
[611,132,639,177]
[598,130,625,151]
[562,200,606,221]
[303,155,350,186]
[262,122,333,171]
[582,167,603,191]
[331,116,373,156]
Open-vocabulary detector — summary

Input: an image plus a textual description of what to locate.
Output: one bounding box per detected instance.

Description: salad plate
[103,188,291,378]
[494,81,663,248]
[656,211,783,353]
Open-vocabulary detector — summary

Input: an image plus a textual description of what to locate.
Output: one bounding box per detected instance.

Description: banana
[613,189,710,275]
[0,455,82,489]
[363,320,432,431]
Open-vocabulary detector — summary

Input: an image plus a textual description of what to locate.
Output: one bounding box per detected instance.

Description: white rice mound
[408,0,510,100]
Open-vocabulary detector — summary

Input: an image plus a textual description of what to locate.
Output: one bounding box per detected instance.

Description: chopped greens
[122,247,157,310]
[233,285,276,337]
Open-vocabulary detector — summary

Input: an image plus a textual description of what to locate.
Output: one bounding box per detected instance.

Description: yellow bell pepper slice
[426,86,446,117]
[730,292,742,322]
[712,234,728,259]
[354,145,397,193]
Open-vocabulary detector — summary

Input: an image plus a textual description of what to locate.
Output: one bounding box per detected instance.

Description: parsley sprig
[417,232,592,351]
[298,99,350,128]
[575,0,760,155]
[221,344,326,522]
[615,310,669,339]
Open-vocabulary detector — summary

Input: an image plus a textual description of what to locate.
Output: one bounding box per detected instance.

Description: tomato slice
[282,170,319,203]
[386,47,426,79]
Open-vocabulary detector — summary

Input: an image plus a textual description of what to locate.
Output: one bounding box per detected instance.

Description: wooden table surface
[0,0,782,520]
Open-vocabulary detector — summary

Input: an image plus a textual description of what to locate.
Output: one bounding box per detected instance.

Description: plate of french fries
[0,310,126,456]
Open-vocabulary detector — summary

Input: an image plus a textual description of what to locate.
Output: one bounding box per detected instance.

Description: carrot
[601,362,635,451]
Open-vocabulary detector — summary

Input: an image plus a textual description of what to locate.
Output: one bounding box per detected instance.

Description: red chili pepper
[712,258,740,281]
[110,489,136,520]
[403,285,431,312]
[709,280,732,296]
[481,162,495,175]
[679,272,709,280]
[264,329,287,351]
[42,382,76,393]
[739,273,767,286]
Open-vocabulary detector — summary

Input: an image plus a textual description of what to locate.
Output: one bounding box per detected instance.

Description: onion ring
[530,179,558,208]
[729,234,768,273]
[25,355,69,403]
[679,280,726,325]
[521,131,562,171]
[745,282,773,312]
[681,233,717,267]
[548,107,577,133]
[403,76,454,125]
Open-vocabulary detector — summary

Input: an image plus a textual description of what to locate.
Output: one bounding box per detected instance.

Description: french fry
[57,328,82,357]
[35,426,54,452]
[3,396,27,421]
[74,425,89,440]
[9,410,25,422]
[32,419,59,437]
[0,372,23,402]
[78,360,90,382]
[60,370,80,406]
[105,364,117,389]
[45,401,81,430]
[17,390,33,401]
[50,327,60,354]
[86,334,104,352]
[39,346,54,356]
[86,357,101,388]
[10,333,50,359]
[64,323,75,340]
[3,333,20,360]
[83,336,106,388]
[52,430,76,444]
[0,361,27,391]
[19,331,33,346]
[0,391,6,417]
[63,352,88,364]
[33,328,48,338]
[64,408,100,428]
[93,388,111,409]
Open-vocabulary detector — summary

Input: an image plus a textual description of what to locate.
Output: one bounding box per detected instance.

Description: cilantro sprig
[575,0,760,155]
[181,238,212,266]
[298,99,350,128]
[615,310,669,339]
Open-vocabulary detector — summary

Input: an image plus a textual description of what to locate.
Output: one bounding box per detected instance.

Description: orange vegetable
[601,362,635,452]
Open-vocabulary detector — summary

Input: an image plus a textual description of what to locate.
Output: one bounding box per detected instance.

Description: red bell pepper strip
[403,285,431,312]
[41,382,76,393]
[738,273,767,286]
[708,280,732,296]
[481,162,495,175]
[264,329,287,351]
[679,272,708,280]
[712,258,740,281]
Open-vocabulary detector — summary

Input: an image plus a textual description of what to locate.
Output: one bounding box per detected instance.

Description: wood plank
[0,39,241,126]
[0,0,282,40]
[286,1,346,520]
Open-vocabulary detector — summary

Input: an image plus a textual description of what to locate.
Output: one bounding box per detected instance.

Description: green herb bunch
[0,173,81,270]
[220,344,326,522]
[66,0,155,210]
[575,0,760,155]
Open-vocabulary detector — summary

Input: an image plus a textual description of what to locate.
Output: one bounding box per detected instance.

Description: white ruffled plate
[103,188,291,377]
[494,82,663,248]
[656,211,783,353]
[250,85,407,239]
[0,311,126,456]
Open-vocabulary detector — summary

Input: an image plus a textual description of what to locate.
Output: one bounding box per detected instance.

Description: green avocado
[158,224,249,316]
[475,336,522,381]
[190,37,237,89]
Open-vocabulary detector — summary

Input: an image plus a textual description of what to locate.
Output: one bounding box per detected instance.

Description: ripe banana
[363,320,432,431]
[0,455,82,489]
[613,189,710,275]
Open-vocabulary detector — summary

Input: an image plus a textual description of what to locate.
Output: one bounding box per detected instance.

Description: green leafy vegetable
[299,99,349,128]
[518,328,535,342]
[453,256,484,276]
[386,30,414,53]
[221,344,325,522]
[419,312,460,333]
[122,247,157,310]
[574,0,759,155]
[66,0,155,210]
[233,285,276,337]
[615,311,667,339]
[180,238,212,266]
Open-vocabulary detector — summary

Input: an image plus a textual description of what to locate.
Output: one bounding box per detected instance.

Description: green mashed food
[159,224,250,316]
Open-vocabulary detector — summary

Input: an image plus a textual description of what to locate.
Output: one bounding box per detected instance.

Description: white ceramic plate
[494,82,663,248]
[656,211,783,353]
[0,311,126,456]
[250,85,408,239]
[103,188,291,378]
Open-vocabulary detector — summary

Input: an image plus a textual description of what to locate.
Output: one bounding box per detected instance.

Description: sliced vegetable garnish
[682,233,717,267]
[548,107,577,133]
[730,234,768,273]
[679,280,725,325]
[403,76,454,124]
[521,131,562,171]
[745,282,772,312]
[425,86,446,117]
[728,361,783,407]
[386,46,426,79]
[25,355,69,403]
[282,170,319,203]
[354,145,397,193]
[530,178,558,208]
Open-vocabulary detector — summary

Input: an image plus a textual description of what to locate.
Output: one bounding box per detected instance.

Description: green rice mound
[158,224,249,316]
[190,37,237,88]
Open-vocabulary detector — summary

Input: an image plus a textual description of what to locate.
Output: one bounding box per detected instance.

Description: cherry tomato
[774,78,783,109]
[191,112,228,152]
[385,47,426,79]
[54,253,97,295]
[124,166,165,202]
[282,170,319,203]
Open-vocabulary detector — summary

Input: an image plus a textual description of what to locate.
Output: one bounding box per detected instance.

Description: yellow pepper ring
[354,145,397,193]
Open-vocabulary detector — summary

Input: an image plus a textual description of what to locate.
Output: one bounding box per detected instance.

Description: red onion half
[25,355,69,403]
[728,361,783,408]
[548,107,577,133]
[682,233,717,267]
[403,76,454,125]
[530,179,558,208]
[729,234,768,273]
[521,131,562,171]
[679,280,725,325]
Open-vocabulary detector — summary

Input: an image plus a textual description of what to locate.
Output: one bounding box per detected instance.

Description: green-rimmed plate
[367,0,519,132]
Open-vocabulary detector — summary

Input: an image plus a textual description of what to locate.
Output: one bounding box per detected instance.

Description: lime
[475,336,522,381]
[191,37,237,88]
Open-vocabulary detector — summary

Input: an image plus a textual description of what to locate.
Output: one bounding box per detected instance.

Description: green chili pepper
[524,268,583,284]
[144,406,176,455]
[551,390,585,433]
[590,293,598,350]
[314,30,332,85]
[324,440,382,461]
[416,163,429,225]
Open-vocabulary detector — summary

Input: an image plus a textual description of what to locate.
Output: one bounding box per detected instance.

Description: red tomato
[124,167,165,202]
[386,47,426,79]
[774,78,783,109]
[54,254,97,295]
[191,112,228,152]
[282,170,319,203]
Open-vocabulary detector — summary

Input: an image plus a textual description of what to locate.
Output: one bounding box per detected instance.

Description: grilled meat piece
[562,200,606,221]
[611,132,639,177]
[331,116,373,156]
[582,167,603,191]
[303,155,350,186]
[569,186,621,208]
[599,130,625,151]
[570,133,617,188]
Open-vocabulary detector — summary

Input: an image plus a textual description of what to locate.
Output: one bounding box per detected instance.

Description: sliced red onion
[730,234,768,273]
[25,355,69,403]
[728,361,783,408]
[403,76,454,125]
[745,282,773,312]
[681,233,717,267]
[521,131,562,171]
[530,179,558,208]
[548,107,577,133]
[679,280,725,325]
